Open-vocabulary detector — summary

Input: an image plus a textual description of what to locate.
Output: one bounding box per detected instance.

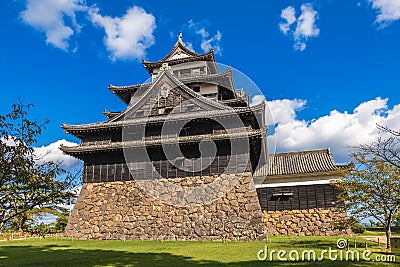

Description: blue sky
[1,0,400,165]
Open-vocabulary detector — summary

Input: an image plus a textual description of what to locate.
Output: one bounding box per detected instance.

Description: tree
[0,101,76,229]
[29,222,52,238]
[54,210,70,232]
[358,125,400,169]
[368,219,375,227]
[334,128,400,249]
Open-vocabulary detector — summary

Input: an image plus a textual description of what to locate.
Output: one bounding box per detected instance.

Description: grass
[0,236,398,266]
[360,230,400,237]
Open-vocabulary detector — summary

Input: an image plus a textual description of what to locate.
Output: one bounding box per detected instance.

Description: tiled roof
[254,148,351,177]
[62,96,265,135]
[107,70,235,105]
[60,128,265,154]
[142,51,216,74]
[109,69,234,92]
[158,37,200,62]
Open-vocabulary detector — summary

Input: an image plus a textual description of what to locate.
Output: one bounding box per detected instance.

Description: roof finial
[177,32,184,46]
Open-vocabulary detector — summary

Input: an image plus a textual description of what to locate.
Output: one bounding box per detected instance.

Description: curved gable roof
[142,34,216,74]
[160,38,200,62]
[108,70,231,123]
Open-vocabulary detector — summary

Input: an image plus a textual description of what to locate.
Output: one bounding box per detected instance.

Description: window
[192,68,201,76]
[270,192,293,201]
[164,107,173,114]
[192,86,200,93]
[128,131,141,140]
[128,162,146,171]
[180,69,191,77]
[172,157,185,169]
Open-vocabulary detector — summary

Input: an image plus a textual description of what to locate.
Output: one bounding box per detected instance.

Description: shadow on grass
[0,244,393,267]
[270,236,381,250]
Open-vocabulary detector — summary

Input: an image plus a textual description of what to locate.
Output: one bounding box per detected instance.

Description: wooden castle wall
[256,184,343,211]
[82,154,251,183]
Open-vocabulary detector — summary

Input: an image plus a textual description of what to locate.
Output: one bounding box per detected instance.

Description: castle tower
[61,34,267,240]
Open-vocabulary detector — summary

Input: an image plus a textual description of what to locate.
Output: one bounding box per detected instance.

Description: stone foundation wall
[65,172,266,241]
[262,208,351,236]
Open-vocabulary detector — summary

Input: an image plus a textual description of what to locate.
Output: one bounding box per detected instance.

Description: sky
[1,0,400,169]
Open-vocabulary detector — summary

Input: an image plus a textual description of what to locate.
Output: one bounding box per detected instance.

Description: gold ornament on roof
[160,63,172,73]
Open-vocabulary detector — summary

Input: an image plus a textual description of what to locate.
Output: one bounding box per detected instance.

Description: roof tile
[254,148,344,177]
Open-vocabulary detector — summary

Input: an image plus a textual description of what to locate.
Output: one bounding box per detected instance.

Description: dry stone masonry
[65,172,267,241]
[262,208,351,236]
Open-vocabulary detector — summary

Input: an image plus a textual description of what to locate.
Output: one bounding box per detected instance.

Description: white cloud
[35,139,81,170]
[89,6,156,61]
[1,138,80,170]
[251,95,307,125]
[1,137,16,146]
[20,1,156,59]
[369,0,400,24]
[196,28,209,38]
[279,4,320,51]
[279,6,296,35]
[250,94,266,106]
[294,4,320,51]
[188,20,223,55]
[267,99,307,125]
[185,42,195,52]
[259,97,400,162]
[200,31,222,55]
[20,0,87,51]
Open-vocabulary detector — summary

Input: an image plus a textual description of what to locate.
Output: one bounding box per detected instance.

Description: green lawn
[360,230,400,237]
[0,236,398,266]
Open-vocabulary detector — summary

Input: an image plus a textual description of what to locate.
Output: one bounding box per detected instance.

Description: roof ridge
[254,148,348,177]
[142,50,213,65]
[269,148,330,156]
[109,68,233,91]
[61,104,264,132]
[109,82,150,90]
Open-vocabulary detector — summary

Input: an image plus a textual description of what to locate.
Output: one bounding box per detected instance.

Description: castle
[61,34,350,240]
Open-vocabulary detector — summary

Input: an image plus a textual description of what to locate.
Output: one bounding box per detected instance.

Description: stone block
[261,208,349,237]
[64,173,265,241]
[245,203,260,211]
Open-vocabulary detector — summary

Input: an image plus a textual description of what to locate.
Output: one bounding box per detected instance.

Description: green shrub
[351,223,365,234]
